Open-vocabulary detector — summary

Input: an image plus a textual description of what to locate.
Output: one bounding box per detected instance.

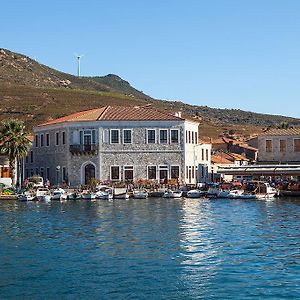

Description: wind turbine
[75,53,84,77]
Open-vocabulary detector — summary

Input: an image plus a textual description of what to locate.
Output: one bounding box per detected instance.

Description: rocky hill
[1,48,300,139]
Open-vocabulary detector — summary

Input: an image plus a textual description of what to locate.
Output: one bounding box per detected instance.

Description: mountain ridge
[1,48,300,139]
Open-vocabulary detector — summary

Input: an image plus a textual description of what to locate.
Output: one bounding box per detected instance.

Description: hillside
[1,48,300,139]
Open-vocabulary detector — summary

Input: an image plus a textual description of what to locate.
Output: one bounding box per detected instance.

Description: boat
[35,187,51,202]
[247,181,278,200]
[133,189,148,199]
[67,191,82,200]
[51,188,67,201]
[18,191,35,201]
[81,190,96,200]
[95,186,113,200]
[206,184,221,198]
[113,187,130,199]
[186,189,204,198]
[228,189,256,199]
[217,190,231,198]
[148,190,165,197]
[163,190,183,198]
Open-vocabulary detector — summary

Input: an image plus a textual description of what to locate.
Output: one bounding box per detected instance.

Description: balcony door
[84,135,92,151]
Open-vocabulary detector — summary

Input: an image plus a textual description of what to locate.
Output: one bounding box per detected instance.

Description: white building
[25,106,211,186]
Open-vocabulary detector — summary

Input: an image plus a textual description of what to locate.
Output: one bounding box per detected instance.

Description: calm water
[1,198,300,299]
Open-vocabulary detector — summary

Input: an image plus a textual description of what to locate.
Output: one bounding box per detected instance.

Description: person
[45,178,50,188]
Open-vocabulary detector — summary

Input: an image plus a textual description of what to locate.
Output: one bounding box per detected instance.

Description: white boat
[163,190,183,198]
[51,188,67,201]
[255,183,278,200]
[18,191,35,201]
[113,188,130,199]
[217,190,231,198]
[36,187,51,202]
[206,184,221,198]
[186,189,203,198]
[228,189,256,199]
[81,190,96,200]
[133,190,148,199]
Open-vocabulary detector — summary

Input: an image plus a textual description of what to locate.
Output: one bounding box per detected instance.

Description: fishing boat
[18,191,35,201]
[163,190,183,198]
[81,190,96,200]
[95,186,113,200]
[67,191,82,200]
[36,187,51,202]
[113,187,130,199]
[133,189,148,199]
[186,189,204,198]
[247,181,278,200]
[51,188,67,201]
[228,189,256,199]
[148,190,165,197]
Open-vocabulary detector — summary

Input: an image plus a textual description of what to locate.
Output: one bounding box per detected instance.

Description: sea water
[1,198,300,299]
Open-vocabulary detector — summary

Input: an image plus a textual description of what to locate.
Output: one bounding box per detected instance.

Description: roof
[211,154,234,164]
[38,106,184,127]
[260,128,300,136]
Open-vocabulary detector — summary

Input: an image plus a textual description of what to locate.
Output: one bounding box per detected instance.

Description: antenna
[74,53,84,77]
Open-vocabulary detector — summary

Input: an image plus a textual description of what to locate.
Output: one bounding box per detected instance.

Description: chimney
[175,111,182,118]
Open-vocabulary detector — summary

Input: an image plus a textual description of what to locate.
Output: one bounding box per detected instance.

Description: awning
[217,165,300,176]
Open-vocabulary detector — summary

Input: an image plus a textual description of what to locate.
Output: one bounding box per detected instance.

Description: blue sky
[2,0,300,117]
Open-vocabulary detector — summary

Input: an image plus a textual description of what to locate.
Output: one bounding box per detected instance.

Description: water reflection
[1,198,300,299]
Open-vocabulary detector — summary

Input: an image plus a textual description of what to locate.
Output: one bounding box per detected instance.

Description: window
[40,134,44,147]
[62,167,67,182]
[62,132,66,145]
[46,167,50,180]
[123,129,132,144]
[111,166,120,180]
[148,166,157,180]
[30,151,33,163]
[280,140,286,152]
[266,139,272,152]
[159,165,168,182]
[192,166,195,178]
[40,168,44,179]
[35,168,39,176]
[110,130,120,144]
[195,132,198,144]
[294,139,300,152]
[171,129,179,143]
[124,166,133,181]
[159,129,168,144]
[171,166,180,179]
[192,132,194,144]
[147,129,156,144]
[80,130,96,145]
[35,134,39,147]
[206,149,209,161]
[186,131,188,143]
[46,133,50,146]
[56,132,60,146]
[188,131,191,144]
[201,149,204,161]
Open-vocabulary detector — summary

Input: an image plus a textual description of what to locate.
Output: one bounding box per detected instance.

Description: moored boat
[163,190,183,198]
[95,186,113,200]
[51,188,67,201]
[133,189,148,199]
[36,187,51,202]
[81,190,96,200]
[18,191,35,201]
[186,189,204,198]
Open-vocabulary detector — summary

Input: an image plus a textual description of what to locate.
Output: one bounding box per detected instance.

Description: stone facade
[258,129,300,164]
[25,114,211,186]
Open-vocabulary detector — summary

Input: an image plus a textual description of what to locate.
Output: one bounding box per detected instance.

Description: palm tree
[0,119,31,187]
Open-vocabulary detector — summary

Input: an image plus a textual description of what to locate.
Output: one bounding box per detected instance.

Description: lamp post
[56,165,60,187]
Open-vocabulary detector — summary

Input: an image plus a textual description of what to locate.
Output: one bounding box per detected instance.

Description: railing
[69,144,98,155]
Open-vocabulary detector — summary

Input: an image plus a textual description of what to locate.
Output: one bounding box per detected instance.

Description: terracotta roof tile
[211,154,234,164]
[260,128,300,136]
[38,106,182,127]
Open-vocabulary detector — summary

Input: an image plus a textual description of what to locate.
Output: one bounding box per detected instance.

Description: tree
[276,121,290,129]
[0,119,31,187]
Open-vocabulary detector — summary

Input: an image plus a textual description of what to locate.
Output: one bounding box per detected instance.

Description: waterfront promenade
[1,197,300,299]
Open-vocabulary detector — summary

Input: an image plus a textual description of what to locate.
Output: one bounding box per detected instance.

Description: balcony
[69,144,98,155]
